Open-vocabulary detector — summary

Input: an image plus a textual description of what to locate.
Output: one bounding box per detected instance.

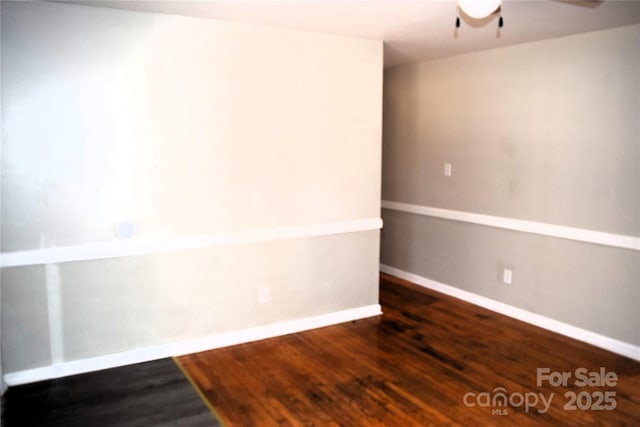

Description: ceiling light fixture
[457,0,502,19]
[455,0,504,29]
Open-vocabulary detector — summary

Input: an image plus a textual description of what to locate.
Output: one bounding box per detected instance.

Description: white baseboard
[3,304,382,386]
[380,264,640,362]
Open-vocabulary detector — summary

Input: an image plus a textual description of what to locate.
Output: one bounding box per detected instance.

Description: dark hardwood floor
[1,358,221,427]
[178,273,640,426]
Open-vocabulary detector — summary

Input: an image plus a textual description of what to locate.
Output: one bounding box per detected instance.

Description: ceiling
[60,0,640,67]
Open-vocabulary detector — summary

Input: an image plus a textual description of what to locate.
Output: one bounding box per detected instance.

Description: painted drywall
[383,25,639,236]
[1,2,382,374]
[382,25,640,346]
[382,211,639,345]
[2,2,382,252]
[3,232,380,372]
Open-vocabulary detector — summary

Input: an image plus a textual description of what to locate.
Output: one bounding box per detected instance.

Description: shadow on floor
[2,358,221,427]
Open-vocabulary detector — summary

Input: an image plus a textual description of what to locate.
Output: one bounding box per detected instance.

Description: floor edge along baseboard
[3,304,382,386]
[380,264,640,362]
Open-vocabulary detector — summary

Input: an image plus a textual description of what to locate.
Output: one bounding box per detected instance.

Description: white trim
[381,200,640,251]
[3,303,382,386]
[0,217,383,268]
[380,264,640,362]
[45,264,65,364]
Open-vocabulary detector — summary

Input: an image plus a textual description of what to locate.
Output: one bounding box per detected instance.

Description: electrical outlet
[503,269,512,285]
[444,163,452,177]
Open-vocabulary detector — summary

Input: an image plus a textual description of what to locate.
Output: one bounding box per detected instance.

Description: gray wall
[382,25,640,346]
[1,2,382,374]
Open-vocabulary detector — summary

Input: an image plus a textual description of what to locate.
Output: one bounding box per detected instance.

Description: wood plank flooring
[1,358,221,427]
[178,273,640,426]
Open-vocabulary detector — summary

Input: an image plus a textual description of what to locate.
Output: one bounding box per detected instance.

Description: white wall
[382,25,639,347]
[1,2,383,376]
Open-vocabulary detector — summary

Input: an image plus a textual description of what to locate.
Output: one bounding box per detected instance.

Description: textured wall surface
[1,2,383,373]
[382,25,639,345]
